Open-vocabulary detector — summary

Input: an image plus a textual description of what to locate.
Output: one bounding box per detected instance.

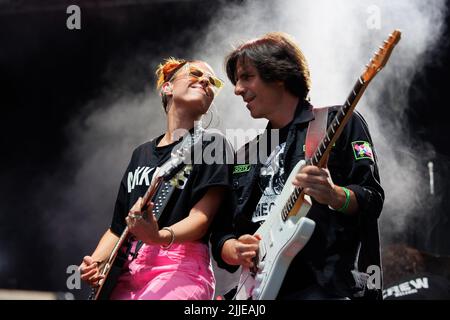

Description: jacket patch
[352,141,374,161]
[233,164,251,174]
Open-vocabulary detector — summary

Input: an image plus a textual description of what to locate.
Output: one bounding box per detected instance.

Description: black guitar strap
[128,179,177,259]
[128,129,201,260]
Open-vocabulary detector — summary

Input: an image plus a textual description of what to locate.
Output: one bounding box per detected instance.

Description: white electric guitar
[234,30,402,300]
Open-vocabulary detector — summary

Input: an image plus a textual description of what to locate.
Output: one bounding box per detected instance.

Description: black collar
[292,99,315,126]
[266,99,315,131]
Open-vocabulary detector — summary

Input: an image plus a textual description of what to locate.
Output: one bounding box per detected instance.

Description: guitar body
[234,160,316,300]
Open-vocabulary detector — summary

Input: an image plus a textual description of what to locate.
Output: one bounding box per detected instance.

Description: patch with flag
[352,141,374,161]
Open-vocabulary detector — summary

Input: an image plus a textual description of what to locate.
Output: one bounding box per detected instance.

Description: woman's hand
[79,256,104,287]
[125,197,164,245]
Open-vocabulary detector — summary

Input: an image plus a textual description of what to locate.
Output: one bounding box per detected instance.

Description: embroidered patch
[352,141,374,161]
[233,164,251,174]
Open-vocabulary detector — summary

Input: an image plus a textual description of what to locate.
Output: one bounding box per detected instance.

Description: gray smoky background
[6,0,446,298]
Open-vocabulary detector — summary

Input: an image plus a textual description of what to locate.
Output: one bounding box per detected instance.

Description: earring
[200,102,220,129]
[161,82,173,96]
[166,83,173,94]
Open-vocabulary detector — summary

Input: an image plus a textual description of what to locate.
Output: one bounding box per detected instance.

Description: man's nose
[234,82,245,96]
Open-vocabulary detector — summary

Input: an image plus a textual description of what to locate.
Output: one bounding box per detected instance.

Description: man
[211,32,384,299]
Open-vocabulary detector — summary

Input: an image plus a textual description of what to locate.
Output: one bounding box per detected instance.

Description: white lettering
[66,265,80,289]
[66,5,81,30]
[410,277,428,290]
[366,5,381,30]
[184,304,218,317]
[138,167,154,186]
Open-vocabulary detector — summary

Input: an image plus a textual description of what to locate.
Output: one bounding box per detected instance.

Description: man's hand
[292,165,357,213]
[221,234,261,268]
[291,165,340,207]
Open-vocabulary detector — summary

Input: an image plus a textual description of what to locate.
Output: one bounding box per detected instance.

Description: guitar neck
[282,77,368,221]
[100,226,130,276]
[307,76,367,167]
[281,29,401,219]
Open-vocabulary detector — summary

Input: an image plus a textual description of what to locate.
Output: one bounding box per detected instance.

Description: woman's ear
[161,82,173,97]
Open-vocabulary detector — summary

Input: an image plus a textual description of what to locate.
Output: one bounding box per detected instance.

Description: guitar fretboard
[281,77,366,221]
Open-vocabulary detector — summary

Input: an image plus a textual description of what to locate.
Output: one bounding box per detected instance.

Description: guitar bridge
[250,239,267,275]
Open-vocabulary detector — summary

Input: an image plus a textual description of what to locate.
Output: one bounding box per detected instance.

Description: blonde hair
[155,57,187,89]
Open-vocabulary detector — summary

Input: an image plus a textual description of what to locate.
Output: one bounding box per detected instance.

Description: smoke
[194,0,447,242]
[32,56,169,296]
[195,0,447,288]
[31,0,446,296]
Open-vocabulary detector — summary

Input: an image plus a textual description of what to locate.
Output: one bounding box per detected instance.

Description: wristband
[337,187,351,213]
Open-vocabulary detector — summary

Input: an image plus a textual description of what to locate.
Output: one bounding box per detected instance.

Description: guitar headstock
[362,30,401,83]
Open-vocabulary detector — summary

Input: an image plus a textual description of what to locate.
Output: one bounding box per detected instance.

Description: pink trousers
[109,241,215,300]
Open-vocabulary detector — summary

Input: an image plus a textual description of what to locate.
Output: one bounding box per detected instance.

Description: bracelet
[160,227,175,250]
[337,187,351,213]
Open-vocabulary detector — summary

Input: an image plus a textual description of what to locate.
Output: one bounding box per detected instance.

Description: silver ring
[129,213,142,219]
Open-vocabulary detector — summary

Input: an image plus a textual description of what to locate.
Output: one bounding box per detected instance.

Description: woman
[79,58,231,300]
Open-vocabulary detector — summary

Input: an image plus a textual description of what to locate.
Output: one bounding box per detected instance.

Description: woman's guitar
[89,130,203,300]
[234,30,402,300]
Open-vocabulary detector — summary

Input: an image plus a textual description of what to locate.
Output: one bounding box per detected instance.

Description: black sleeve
[109,150,136,236]
[334,111,384,278]
[194,131,239,272]
[209,175,240,273]
[335,111,385,220]
[210,142,248,273]
[189,162,232,209]
[189,131,234,207]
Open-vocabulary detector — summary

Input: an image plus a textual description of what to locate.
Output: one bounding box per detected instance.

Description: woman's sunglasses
[169,63,224,96]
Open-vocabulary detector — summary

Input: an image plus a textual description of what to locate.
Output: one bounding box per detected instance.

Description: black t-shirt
[252,123,290,225]
[110,132,232,244]
[383,273,450,300]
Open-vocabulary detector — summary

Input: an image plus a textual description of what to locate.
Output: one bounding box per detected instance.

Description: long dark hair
[225,32,311,100]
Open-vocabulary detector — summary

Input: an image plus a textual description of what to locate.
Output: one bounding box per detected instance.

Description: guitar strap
[305,106,330,161]
[128,130,202,259]
[128,180,177,259]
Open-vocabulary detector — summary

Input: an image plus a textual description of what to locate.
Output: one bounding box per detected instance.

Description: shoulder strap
[131,130,201,258]
[305,106,331,161]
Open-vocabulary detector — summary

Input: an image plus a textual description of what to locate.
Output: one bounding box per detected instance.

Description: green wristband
[337,187,351,213]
